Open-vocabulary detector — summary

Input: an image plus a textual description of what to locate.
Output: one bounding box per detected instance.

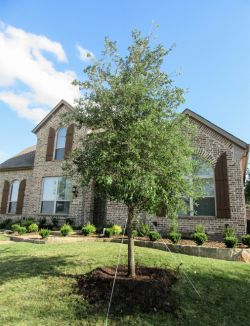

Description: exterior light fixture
[72,185,78,198]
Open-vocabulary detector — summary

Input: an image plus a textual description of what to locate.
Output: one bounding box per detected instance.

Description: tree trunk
[127,206,136,277]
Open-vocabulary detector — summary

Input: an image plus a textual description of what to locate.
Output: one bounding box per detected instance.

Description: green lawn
[0,234,9,241]
[0,241,249,326]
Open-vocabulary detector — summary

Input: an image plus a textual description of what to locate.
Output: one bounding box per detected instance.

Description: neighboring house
[0,99,249,237]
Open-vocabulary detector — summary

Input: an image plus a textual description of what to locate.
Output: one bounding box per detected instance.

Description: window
[180,157,216,217]
[8,180,19,213]
[54,127,67,160]
[40,177,72,214]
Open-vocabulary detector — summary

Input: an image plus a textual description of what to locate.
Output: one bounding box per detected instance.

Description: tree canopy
[65,29,199,276]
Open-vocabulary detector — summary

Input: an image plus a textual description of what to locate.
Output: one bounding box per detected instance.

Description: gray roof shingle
[0,146,36,171]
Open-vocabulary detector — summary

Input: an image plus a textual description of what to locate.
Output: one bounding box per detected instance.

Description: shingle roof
[0,145,36,171]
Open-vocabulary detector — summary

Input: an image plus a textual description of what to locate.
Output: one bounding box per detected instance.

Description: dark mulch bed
[77,266,177,314]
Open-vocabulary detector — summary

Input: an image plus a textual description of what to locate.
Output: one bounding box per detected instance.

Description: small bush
[39,217,47,229]
[82,223,96,236]
[137,223,150,237]
[224,236,238,248]
[193,232,208,246]
[104,227,114,238]
[65,218,74,226]
[60,224,73,236]
[39,229,50,239]
[132,230,138,238]
[169,231,181,244]
[11,223,21,233]
[194,224,205,233]
[21,218,35,228]
[111,224,122,235]
[0,218,13,229]
[148,231,161,241]
[52,217,59,228]
[17,226,27,235]
[223,226,236,238]
[28,223,38,233]
[241,234,250,247]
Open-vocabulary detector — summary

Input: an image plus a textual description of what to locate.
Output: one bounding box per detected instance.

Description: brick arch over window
[194,148,217,168]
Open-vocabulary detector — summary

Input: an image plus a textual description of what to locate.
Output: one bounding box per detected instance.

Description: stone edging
[111,239,250,262]
[8,235,250,262]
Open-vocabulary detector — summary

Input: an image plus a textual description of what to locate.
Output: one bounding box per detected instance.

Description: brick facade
[0,101,248,237]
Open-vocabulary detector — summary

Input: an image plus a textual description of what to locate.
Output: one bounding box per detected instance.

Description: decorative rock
[233,249,250,263]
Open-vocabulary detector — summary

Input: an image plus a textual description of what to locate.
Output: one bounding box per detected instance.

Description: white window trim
[53,127,67,160]
[40,177,71,215]
[7,180,19,214]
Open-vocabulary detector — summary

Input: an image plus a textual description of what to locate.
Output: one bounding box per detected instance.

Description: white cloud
[76,44,95,62]
[0,21,80,123]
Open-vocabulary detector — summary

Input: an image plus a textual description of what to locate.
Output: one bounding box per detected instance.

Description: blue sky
[0,0,250,163]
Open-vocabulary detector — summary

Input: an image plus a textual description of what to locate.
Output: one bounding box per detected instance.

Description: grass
[0,241,249,325]
[0,234,10,241]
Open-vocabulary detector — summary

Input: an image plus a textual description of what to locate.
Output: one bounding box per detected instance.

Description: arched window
[54,127,67,160]
[180,157,216,217]
[8,180,20,214]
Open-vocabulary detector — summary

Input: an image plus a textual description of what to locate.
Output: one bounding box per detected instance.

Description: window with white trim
[8,180,19,213]
[40,177,72,214]
[54,127,67,160]
[180,157,216,216]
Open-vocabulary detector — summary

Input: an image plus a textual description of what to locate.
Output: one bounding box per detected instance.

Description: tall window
[8,180,19,213]
[54,127,67,160]
[180,157,216,217]
[40,177,72,214]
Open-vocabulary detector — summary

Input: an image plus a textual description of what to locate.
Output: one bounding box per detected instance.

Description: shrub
[223,226,236,238]
[148,231,161,241]
[132,230,138,238]
[39,217,47,229]
[192,224,207,246]
[82,223,96,236]
[137,223,150,237]
[52,217,59,228]
[0,218,13,229]
[60,224,73,236]
[111,224,122,235]
[241,234,250,247]
[169,231,181,244]
[17,226,27,235]
[39,229,50,239]
[223,226,237,248]
[224,236,238,248]
[104,227,114,238]
[28,223,39,233]
[21,218,35,228]
[194,224,205,233]
[65,218,74,226]
[193,232,208,246]
[11,223,21,233]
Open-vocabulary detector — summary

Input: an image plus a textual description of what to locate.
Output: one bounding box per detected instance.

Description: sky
[0,0,250,163]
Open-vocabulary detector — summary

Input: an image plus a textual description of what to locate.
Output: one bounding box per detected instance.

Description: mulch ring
[77,266,178,314]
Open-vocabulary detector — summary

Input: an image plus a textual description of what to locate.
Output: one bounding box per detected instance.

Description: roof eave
[183,108,248,150]
[0,166,34,172]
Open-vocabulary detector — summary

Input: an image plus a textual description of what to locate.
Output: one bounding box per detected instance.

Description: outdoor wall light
[72,185,79,198]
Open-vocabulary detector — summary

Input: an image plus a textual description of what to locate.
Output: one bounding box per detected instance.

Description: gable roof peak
[32,99,74,134]
[183,108,248,150]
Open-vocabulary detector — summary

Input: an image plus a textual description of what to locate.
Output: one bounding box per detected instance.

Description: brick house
[0,99,249,237]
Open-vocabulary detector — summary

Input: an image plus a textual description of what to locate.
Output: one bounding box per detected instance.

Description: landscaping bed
[77,266,177,314]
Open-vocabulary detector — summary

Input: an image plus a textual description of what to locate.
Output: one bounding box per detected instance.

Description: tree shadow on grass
[0,254,86,285]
